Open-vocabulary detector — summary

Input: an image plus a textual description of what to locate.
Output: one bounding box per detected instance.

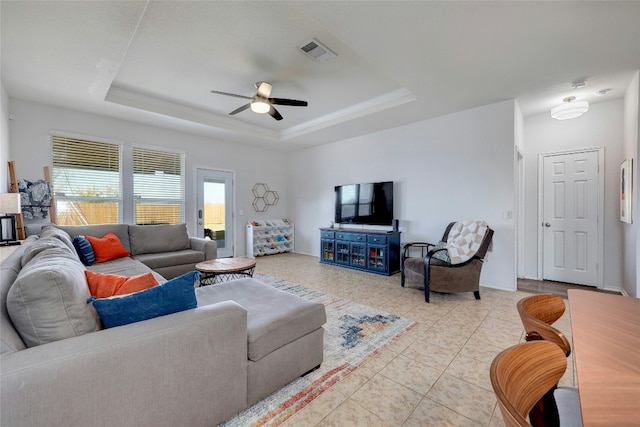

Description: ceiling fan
[210,82,308,121]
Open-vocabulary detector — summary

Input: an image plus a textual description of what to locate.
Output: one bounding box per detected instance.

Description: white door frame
[195,167,235,258]
[516,147,525,278]
[537,147,604,288]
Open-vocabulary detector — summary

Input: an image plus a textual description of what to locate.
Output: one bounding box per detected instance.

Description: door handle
[544,223,551,227]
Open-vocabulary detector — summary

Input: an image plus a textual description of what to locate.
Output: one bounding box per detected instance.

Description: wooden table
[195,257,256,286]
[567,289,640,426]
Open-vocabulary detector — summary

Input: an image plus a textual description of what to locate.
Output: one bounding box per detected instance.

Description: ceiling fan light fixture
[250,99,270,114]
[551,96,589,120]
[211,82,307,120]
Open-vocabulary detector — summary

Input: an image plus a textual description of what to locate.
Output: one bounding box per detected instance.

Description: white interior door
[196,168,234,258]
[542,150,601,287]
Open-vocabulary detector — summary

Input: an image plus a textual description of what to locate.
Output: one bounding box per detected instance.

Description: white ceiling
[2,1,639,152]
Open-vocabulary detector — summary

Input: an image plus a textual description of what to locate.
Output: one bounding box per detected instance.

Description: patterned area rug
[219,274,417,427]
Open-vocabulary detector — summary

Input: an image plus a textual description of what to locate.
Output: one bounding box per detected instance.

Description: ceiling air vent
[299,38,336,63]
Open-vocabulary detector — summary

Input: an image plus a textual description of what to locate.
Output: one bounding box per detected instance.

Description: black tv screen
[335,181,394,226]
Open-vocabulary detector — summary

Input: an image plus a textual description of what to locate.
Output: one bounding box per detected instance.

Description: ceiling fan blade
[269,98,308,107]
[210,90,253,100]
[268,106,283,121]
[229,103,251,115]
[256,82,273,98]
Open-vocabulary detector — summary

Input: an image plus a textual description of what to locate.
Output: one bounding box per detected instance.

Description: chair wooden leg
[401,272,405,287]
[424,280,430,303]
[474,291,481,300]
[424,261,430,303]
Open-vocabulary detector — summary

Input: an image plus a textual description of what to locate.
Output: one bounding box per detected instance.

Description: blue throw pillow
[89,271,199,328]
[72,235,96,266]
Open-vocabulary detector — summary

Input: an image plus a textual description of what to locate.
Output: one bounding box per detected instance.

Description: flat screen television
[335,181,394,226]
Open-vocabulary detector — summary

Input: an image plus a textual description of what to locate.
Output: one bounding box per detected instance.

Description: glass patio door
[196,168,234,258]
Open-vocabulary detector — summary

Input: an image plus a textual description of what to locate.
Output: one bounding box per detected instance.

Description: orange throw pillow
[85,270,159,299]
[85,232,130,263]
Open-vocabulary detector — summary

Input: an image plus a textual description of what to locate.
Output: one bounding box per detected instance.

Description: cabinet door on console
[321,239,335,263]
[320,230,335,263]
[367,235,388,273]
[336,241,350,265]
[367,244,387,272]
[349,242,367,268]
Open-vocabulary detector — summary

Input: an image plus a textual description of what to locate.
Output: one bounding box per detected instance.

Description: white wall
[522,99,624,289]
[8,99,289,256]
[0,80,10,191]
[622,71,639,297]
[288,100,517,291]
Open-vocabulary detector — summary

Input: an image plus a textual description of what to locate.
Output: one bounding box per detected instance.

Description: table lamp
[0,193,22,245]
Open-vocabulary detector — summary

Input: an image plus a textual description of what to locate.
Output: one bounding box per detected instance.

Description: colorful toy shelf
[246,219,294,258]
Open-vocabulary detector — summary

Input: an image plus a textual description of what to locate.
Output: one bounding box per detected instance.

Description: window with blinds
[51,136,122,225]
[133,146,185,225]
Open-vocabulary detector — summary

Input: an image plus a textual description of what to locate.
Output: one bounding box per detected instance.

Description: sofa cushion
[85,270,159,298]
[6,242,101,347]
[0,237,38,354]
[90,271,199,328]
[86,232,130,263]
[21,233,79,267]
[128,224,191,255]
[55,224,132,253]
[132,249,204,270]
[40,224,76,252]
[87,257,166,283]
[72,235,96,266]
[196,278,327,362]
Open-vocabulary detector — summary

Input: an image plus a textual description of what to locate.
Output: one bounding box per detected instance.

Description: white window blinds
[51,136,122,225]
[133,146,185,225]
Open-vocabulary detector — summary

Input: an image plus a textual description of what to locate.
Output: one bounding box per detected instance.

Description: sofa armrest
[1,301,247,427]
[190,236,218,260]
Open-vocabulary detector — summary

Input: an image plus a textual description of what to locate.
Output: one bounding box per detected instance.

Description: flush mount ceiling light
[551,96,589,120]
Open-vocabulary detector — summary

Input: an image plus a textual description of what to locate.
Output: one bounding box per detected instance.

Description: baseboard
[519,275,542,281]
[480,283,517,292]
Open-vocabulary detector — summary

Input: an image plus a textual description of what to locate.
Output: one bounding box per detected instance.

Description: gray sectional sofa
[55,223,218,279]
[1,224,326,426]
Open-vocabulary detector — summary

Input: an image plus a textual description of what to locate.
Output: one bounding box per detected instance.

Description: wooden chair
[517,294,572,357]
[490,341,568,427]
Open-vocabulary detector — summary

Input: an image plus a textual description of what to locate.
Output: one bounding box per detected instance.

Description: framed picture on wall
[620,158,633,223]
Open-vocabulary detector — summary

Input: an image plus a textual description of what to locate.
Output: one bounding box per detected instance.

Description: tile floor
[253,253,577,427]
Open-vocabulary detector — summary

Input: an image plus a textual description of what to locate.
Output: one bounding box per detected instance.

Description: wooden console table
[567,289,640,426]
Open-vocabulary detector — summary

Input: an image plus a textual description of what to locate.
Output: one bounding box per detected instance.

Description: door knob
[544,223,551,227]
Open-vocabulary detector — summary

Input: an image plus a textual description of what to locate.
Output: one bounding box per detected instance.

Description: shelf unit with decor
[246,219,294,258]
[319,228,401,276]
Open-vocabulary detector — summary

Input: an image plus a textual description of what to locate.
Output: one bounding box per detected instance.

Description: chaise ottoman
[195,277,326,405]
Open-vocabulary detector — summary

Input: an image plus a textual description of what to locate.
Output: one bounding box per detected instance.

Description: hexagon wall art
[252,183,279,212]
